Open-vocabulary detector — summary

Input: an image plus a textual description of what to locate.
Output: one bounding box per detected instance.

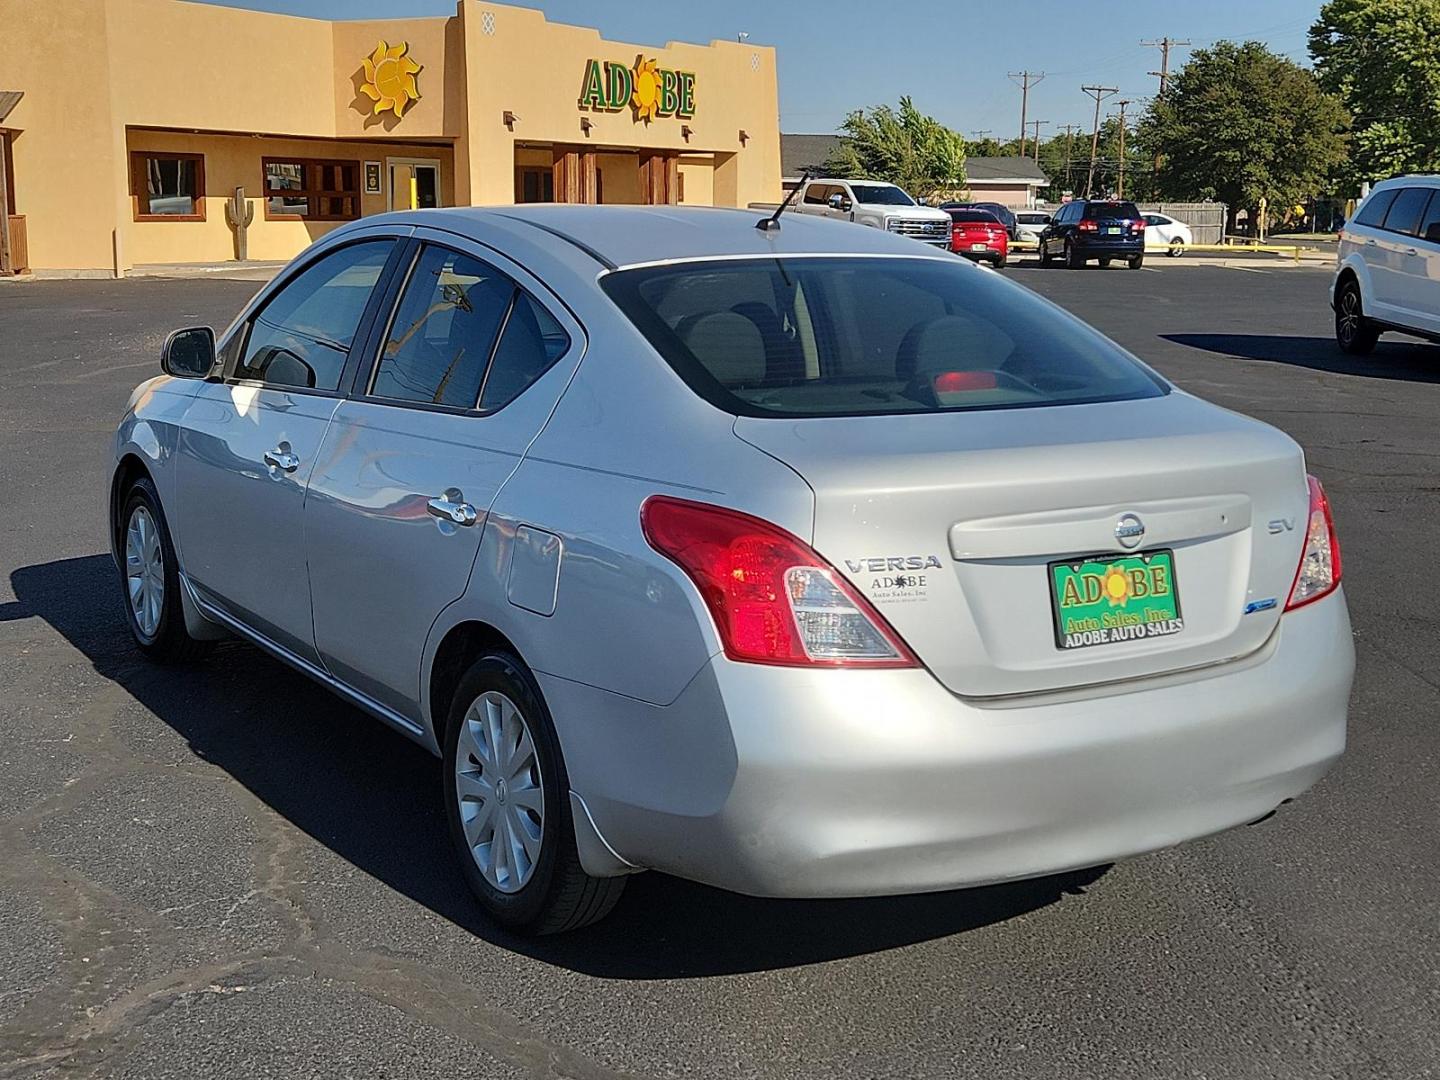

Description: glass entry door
[388,160,440,211]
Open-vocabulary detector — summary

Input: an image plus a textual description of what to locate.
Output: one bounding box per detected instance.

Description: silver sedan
[110,206,1353,934]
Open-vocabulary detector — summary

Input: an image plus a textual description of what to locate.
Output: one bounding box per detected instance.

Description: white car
[1143,213,1193,256]
[1014,210,1051,249]
[792,178,953,247]
[1332,175,1440,354]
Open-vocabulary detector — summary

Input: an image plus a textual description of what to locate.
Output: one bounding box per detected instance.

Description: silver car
[111,206,1353,934]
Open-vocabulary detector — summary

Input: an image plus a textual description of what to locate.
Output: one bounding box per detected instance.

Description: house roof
[781,133,842,178]
[966,156,1048,184]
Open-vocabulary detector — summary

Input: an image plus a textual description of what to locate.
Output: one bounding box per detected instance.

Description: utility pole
[1113,99,1131,197]
[1059,123,1080,195]
[1028,120,1050,162]
[1081,85,1117,198]
[1143,37,1190,179]
[1008,71,1045,147]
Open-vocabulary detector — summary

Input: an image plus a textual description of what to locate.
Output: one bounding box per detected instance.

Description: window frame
[355,239,574,418]
[222,235,407,399]
[261,156,363,223]
[129,151,206,222]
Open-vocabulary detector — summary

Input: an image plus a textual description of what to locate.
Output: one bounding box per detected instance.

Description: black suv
[1039,200,1146,268]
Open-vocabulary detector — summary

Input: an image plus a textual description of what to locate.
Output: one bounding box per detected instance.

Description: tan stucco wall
[5,0,781,270]
[967,182,1039,208]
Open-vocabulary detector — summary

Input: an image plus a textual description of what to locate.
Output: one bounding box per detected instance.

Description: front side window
[131,153,205,219]
[234,240,394,390]
[602,256,1167,418]
[264,158,360,221]
[1381,187,1433,236]
[370,246,514,408]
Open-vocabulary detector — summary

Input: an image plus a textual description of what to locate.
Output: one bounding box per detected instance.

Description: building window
[262,158,360,221]
[130,152,206,221]
[515,166,554,204]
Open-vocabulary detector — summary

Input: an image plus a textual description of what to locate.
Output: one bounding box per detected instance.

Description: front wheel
[117,477,214,662]
[1335,280,1380,355]
[1039,242,1053,267]
[1168,238,1185,257]
[1127,253,1145,270]
[443,652,627,934]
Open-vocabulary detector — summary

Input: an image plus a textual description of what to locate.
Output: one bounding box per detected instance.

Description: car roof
[1371,175,1440,192]
[374,205,948,269]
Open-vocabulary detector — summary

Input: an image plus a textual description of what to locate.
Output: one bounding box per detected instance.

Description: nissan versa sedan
[111,206,1353,935]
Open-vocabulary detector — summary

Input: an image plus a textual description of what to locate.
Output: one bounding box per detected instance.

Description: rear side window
[235,240,393,390]
[602,257,1167,418]
[371,245,513,408]
[480,292,570,411]
[1353,189,1397,228]
[1381,187,1433,236]
[1419,193,1440,243]
[1086,202,1141,220]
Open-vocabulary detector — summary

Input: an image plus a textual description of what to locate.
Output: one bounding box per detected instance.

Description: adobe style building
[1,0,781,273]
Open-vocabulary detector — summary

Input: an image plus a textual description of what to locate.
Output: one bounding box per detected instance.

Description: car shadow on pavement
[1162,333,1440,382]
[4,554,1109,978]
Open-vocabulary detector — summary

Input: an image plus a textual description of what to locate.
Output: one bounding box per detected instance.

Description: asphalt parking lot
[2,261,1438,1079]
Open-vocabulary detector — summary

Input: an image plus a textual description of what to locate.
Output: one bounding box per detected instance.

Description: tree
[1136,40,1348,232]
[823,97,967,200]
[1310,0,1440,186]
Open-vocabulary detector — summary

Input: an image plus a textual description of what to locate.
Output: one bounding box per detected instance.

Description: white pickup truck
[789,178,953,248]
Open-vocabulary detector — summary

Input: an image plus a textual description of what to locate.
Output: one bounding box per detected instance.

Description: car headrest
[896,315,1015,382]
[680,311,768,389]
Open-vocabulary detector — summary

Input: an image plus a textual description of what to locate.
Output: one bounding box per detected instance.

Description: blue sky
[193,0,1322,137]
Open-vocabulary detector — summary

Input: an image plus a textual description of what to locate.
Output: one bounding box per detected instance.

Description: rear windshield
[1016,212,1049,224]
[601,257,1168,418]
[947,209,999,223]
[1086,202,1142,219]
[849,184,915,206]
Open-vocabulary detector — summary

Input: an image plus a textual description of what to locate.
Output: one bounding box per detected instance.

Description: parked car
[944,207,1008,266]
[1014,210,1051,248]
[112,205,1352,935]
[792,177,952,247]
[1332,175,1440,354]
[943,200,1019,241]
[1143,212,1194,256]
[1039,200,1147,268]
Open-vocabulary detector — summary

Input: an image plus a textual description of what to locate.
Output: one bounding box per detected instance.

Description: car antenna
[757,168,812,231]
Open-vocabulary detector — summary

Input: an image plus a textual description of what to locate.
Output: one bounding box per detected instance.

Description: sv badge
[1267,518,1295,534]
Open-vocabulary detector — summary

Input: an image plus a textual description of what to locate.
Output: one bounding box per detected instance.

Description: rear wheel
[994,254,1007,269]
[1168,238,1185,257]
[1335,280,1379,355]
[117,477,213,662]
[1127,253,1145,270]
[1065,240,1084,269]
[443,652,626,934]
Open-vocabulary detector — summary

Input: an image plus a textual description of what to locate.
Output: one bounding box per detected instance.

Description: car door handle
[427,490,478,527]
[1365,238,1377,246]
[1405,247,1420,256]
[263,448,300,473]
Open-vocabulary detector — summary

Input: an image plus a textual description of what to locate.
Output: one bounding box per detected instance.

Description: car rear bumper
[1074,236,1144,254]
[542,589,1352,898]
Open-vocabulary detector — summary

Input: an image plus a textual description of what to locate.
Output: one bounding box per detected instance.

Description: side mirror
[828,192,852,212]
[161,326,216,379]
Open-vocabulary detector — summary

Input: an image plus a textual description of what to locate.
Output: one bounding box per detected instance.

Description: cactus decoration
[224,186,255,261]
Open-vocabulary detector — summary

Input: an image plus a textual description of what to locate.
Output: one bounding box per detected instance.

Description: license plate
[1103,225,1121,235]
[970,243,989,251]
[1048,550,1184,650]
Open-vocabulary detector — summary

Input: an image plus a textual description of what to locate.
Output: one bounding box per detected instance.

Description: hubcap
[1338,290,1359,344]
[454,690,545,893]
[125,505,164,638]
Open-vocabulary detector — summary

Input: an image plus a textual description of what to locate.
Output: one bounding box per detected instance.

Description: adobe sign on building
[2,0,780,273]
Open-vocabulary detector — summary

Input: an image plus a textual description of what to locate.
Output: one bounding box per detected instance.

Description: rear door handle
[263,448,300,473]
[427,488,478,527]
[1405,247,1420,257]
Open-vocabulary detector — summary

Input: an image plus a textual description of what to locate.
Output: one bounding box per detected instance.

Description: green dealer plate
[1048,549,1184,650]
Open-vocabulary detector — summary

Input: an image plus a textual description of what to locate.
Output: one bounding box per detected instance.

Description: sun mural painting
[630,56,663,122]
[360,40,422,119]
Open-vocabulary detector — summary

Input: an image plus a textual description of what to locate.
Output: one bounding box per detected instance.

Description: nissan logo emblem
[1115,513,1146,549]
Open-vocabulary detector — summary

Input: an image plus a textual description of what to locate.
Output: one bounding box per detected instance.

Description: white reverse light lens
[784,566,902,661]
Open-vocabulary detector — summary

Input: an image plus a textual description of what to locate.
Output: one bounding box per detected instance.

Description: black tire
[117,477,214,662]
[1335,279,1380,355]
[1099,256,1113,268]
[1168,239,1185,258]
[1065,240,1084,269]
[1127,253,1145,270]
[994,254,1007,269]
[443,652,626,935]
[1039,242,1053,267]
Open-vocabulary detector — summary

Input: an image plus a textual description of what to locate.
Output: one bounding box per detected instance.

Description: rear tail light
[640,496,919,668]
[1077,219,1098,232]
[933,371,998,392]
[1284,475,1342,611]
[1130,219,1146,232]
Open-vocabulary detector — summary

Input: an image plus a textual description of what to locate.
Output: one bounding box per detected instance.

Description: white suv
[1332,175,1440,353]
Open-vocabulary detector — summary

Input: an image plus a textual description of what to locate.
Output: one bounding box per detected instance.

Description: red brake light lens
[1077,219,1098,232]
[1284,475,1342,611]
[640,496,918,668]
[933,370,998,393]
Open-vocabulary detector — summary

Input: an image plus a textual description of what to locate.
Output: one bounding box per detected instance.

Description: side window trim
[353,239,524,417]
[222,235,408,397]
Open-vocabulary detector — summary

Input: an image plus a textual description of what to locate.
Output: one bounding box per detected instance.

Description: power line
[1081,85,1118,198]
[1007,71,1046,146]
